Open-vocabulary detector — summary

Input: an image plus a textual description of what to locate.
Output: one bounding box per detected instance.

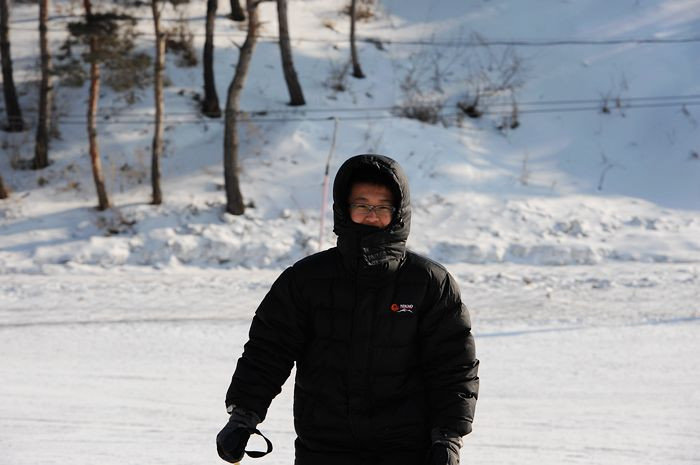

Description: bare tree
[202,0,221,117]
[0,171,8,199]
[0,0,24,131]
[34,0,52,168]
[84,0,110,210]
[151,0,165,204]
[276,0,304,106]
[349,0,365,78]
[223,0,259,215]
[228,0,245,21]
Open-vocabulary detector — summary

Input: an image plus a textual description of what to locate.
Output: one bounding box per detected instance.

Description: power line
[9,17,700,48]
[55,93,700,119]
[516,100,700,115]
[36,99,700,126]
[370,36,700,47]
[28,29,700,47]
[502,94,700,107]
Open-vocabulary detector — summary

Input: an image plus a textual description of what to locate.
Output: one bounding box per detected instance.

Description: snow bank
[2,193,698,274]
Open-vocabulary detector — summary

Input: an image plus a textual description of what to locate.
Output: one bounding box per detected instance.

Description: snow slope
[1,0,699,272]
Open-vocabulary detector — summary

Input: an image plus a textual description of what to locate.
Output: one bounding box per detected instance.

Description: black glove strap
[244,428,273,459]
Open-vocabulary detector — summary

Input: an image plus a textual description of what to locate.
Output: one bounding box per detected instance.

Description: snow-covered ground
[1,0,699,463]
[1,266,698,464]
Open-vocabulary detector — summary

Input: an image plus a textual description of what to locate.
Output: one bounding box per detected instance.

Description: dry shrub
[395,56,446,125]
[455,33,527,130]
[394,100,445,125]
[325,60,351,93]
[164,14,198,67]
[60,11,153,92]
[342,0,376,21]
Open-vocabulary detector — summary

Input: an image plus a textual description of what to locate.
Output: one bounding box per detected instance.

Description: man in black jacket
[217,154,479,465]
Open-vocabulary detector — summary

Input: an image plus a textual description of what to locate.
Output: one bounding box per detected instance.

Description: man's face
[348,182,395,228]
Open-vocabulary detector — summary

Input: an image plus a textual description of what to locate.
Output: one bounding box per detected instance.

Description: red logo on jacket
[390,303,414,313]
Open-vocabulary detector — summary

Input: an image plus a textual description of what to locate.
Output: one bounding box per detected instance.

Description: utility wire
[11,26,700,47]
[34,99,700,126]
[85,94,700,117]
[369,36,700,47]
[8,17,700,47]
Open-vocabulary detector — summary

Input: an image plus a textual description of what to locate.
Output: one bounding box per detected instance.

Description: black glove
[216,407,261,463]
[426,428,462,465]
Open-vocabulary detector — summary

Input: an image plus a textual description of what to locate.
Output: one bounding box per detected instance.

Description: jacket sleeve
[225,266,309,421]
[419,270,479,436]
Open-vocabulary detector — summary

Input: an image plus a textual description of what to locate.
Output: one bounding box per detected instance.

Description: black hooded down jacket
[226,154,479,465]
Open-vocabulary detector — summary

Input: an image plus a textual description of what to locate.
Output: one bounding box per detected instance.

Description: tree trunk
[0,0,24,131]
[202,0,221,117]
[0,171,8,199]
[228,0,245,21]
[34,0,52,168]
[276,0,304,106]
[223,0,258,215]
[349,0,365,79]
[85,1,110,210]
[151,0,165,205]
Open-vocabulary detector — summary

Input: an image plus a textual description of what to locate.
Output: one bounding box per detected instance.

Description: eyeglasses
[349,203,396,217]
